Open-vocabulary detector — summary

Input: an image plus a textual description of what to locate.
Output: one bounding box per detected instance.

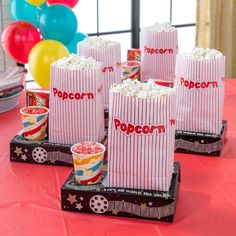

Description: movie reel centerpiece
[61,79,180,222]
[175,48,227,156]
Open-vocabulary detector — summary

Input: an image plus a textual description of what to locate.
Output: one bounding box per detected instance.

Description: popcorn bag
[140,23,178,82]
[175,49,225,134]
[107,80,176,191]
[49,56,104,145]
[78,38,121,109]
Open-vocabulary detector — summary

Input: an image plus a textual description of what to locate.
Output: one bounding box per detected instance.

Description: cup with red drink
[20,106,49,140]
[71,141,106,185]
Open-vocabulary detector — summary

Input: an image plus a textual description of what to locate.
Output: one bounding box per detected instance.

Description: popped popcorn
[111,79,176,98]
[52,54,100,70]
[78,37,119,49]
[143,22,176,32]
[187,47,223,60]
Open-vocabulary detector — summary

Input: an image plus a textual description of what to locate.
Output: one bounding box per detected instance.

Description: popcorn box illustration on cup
[127,48,141,62]
[71,142,106,185]
[20,106,49,140]
[26,89,50,108]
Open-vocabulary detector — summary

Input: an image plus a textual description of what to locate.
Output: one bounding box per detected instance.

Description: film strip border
[64,179,103,191]
[108,200,175,218]
[46,151,72,164]
[175,139,222,153]
[64,178,172,199]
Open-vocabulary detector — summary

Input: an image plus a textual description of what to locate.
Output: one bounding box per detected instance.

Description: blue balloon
[10,0,39,28]
[37,2,48,18]
[39,4,78,45]
[66,32,89,53]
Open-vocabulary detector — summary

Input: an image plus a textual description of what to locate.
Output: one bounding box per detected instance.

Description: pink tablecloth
[0,79,236,236]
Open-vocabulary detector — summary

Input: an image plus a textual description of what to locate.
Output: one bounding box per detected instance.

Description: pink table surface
[0,79,236,236]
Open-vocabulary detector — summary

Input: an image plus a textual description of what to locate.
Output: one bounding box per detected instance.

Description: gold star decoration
[66,194,78,205]
[140,203,147,209]
[112,209,119,215]
[14,147,23,156]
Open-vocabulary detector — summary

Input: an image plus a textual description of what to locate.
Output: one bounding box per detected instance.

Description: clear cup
[71,142,106,185]
[20,106,49,140]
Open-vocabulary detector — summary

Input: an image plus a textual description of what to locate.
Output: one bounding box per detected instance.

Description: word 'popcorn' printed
[180,77,218,89]
[144,46,174,55]
[53,88,95,101]
[113,118,176,136]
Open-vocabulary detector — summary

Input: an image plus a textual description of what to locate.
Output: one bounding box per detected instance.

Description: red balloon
[1,21,41,64]
[47,0,79,8]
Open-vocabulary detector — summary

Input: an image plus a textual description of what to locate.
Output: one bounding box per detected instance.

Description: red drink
[72,141,104,155]
[21,106,48,115]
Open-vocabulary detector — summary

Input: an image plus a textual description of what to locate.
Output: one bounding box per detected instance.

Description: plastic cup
[71,142,106,185]
[20,106,49,140]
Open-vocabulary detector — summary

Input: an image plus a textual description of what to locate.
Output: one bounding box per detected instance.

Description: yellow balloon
[28,40,69,88]
[26,0,46,6]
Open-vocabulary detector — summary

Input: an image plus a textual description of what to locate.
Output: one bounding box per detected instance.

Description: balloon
[28,40,69,88]
[1,21,41,64]
[26,0,46,6]
[10,0,39,27]
[37,2,48,17]
[47,0,79,8]
[66,32,88,53]
[39,4,78,45]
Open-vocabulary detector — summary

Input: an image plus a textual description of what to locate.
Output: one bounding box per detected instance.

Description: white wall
[0,0,16,74]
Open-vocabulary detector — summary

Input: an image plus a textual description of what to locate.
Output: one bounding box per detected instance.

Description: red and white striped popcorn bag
[107,91,176,191]
[140,29,178,82]
[78,43,121,109]
[49,65,104,145]
[175,55,225,134]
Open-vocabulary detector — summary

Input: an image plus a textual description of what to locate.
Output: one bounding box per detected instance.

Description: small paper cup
[121,61,141,81]
[71,142,106,185]
[20,106,49,140]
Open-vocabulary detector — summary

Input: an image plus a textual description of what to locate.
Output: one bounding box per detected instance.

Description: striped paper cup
[71,142,106,185]
[20,106,49,140]
[121,61,141,81]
